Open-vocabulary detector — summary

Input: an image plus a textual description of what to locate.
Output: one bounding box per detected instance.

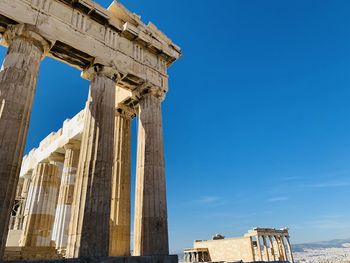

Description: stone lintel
[0,0,178,90]
[244,227,290,238]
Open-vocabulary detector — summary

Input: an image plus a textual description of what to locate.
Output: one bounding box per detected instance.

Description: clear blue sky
[1,0,350,252]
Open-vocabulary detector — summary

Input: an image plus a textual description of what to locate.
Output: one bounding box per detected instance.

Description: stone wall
[194,237,254,262]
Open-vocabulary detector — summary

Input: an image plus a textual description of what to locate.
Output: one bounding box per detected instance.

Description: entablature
[0,0,181,92]
[244,227,290,238]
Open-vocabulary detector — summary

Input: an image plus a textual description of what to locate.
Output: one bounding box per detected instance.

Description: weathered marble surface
[0,0,181,259]
[20,162,60,247]
[0,0,180,91]
[67,67,117,258]
[0,25,48,258]
[52,141,80,255]
[110,110,132,256]
[133,93,168,256]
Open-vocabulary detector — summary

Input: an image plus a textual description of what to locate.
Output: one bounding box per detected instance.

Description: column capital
[64,139,81,151]
[134,82,166,101]
[23,170,33,179]
[48,152,65,163]
[82,63,121,82]
[3,24,50,55]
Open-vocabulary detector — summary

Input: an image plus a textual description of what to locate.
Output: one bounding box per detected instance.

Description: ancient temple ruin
[0,0,181,261]
[184,228,294,263]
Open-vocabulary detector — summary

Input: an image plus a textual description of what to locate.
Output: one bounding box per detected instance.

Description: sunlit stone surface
[0,0,181,261]
[184,228,294,263]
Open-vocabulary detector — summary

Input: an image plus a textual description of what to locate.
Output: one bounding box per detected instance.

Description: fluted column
[268,236,276,261]
[67,64,118,258]
[8,177,24,230]
[109,107,133,256]
[0,24,49,258]
[262,236,270,261]
[20,161,60,247]
[250,237,256,261]
[13,172,33,230]
[276,235,286,260]
[256,236,263,261]
[52,141,80,256]
[133,90,169,256]
[281,236,288,261]
[15,178,25,200]
[285,236,294,263]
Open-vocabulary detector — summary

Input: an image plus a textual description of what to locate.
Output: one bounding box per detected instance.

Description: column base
[4,246,62,261]
[3,255,178,263]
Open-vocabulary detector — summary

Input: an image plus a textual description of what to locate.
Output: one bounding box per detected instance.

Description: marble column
[67,64,118,258]
[109,108,133,256]
[268,235,276,261]
[184,253,188,262]
[20,161,60,247]
[281,236,288,261]
[16,178,25,199]
[133,90,169,256]
[8,177,24,229]
[285,236,294,263]
[276,235,286,261]
[13,172,33,230]
[49,152,64,176]
[52,141,80,256]
[250,237,256,261]
[0,24,49,258]
[256,236,263,261]
[262,235,270,261]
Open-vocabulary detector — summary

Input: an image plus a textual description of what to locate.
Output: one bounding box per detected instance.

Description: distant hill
[293,238,350,252]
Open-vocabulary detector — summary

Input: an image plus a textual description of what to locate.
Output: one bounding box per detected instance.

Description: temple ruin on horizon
[184,228,294,263]
[0,0,181,261]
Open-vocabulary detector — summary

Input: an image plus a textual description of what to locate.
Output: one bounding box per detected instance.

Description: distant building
[184,228,294,263]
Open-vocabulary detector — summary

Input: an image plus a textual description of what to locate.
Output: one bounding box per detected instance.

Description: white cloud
[307,180,350,188]
[267,196,289,202]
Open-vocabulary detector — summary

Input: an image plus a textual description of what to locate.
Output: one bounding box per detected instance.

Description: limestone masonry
[0,0,181,261]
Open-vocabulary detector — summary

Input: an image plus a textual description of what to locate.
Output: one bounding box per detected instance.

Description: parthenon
[0,0,181,261]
